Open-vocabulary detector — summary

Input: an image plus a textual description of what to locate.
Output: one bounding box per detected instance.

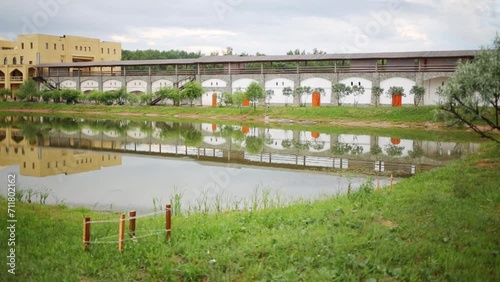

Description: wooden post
[118,213,125,253]
[166,204,172,240]
[129,210,136,237]
[390,174,394,193]
[83,217,91,252]
[347,183,351,195]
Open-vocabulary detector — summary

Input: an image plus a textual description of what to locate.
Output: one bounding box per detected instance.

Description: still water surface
[0,116,479,212]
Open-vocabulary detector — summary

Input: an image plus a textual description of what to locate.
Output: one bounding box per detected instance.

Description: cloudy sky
[1,0,498,55]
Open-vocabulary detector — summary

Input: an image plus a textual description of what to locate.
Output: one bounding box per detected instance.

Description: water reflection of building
[0,127,122,177]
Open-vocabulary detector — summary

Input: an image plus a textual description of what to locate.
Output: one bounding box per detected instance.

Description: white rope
[85,229,171,244]
[87,208,171,224]
[128,210,165,220]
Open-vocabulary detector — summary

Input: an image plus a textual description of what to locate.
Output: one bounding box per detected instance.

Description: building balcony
[10,76,23,81]
[0,77,5,82]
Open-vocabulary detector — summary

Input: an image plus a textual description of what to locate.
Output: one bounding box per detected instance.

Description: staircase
[33,77,58,90]
[149,76,196,106]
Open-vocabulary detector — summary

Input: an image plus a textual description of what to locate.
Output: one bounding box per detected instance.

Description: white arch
[300,78,332,105]
[265,78,294,105]
[103,80,123,92]
[152,79,173,93]
[380,77,416,105]
[127,80,148,93]
[339,77,372,105]
[232,78,258,92]
[80,79,99,93]
[423,77,448,105]
[60,80,77,90]
[202,91,223,106]
[202,79,227,88]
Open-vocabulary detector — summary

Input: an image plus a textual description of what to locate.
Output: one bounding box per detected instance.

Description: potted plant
[386,86,405,107]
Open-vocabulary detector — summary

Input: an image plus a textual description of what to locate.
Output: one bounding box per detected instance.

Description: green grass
[0,101,437,124]
[1,144,499,281]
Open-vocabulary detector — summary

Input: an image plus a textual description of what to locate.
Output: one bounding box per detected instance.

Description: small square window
[46,43,48,49]
[54,43,57,50]
[62,44,64,51]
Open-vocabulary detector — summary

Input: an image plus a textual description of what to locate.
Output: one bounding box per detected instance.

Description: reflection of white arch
[127,80,148,93]
[80,80,99,92]
[103,80,122,92]
[265,78,294,104]
[60,129,78,136]
[378,137,412,157]
[103,131,120,138]
[81,128,99,136]
[232,78,258,92]
[127,129,147,139]
[203,136,227,146]
[301,78,332,105]
[339,77,372,105]
[379,77,416,105]
[423,77,448,105]
[201,123,220,133]
[264,129,294,150]
[60,80,77,90]
[152,79,173,93]
[202,79,227,88]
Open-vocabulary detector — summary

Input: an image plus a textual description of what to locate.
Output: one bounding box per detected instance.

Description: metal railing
[10,76,23,81]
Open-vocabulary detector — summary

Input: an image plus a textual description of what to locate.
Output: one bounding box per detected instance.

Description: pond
[0,116,480,212]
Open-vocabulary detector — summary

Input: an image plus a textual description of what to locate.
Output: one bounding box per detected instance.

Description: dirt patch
[475,159,500,169]
[374,217,399,228]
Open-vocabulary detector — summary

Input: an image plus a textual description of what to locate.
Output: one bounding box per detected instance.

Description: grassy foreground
[0,102,438,125]
[1,145,499,281]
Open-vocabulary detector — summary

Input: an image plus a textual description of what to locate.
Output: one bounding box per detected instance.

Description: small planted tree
[222,91,233,106]
[158,87,186,106]
[232,90,246,114]
[139,92,155,105]
[410,85,425,106]
[387,86,405,97]
[282,86,293,106]
[181,81,204,106]
[41,91,52,103]
[60,89,81,104]
[0,88,12,101]
[351,85,365,106]
[265,89,274,106]
[16,79,39,101]
[246,82,265,111]
[332,83,351,106]
[294,86,312,107]
[371,86,384,107]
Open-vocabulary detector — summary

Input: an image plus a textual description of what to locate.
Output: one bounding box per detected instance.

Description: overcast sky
[1,0,498,55]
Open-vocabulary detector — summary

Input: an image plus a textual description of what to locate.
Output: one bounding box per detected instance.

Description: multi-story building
[0,34,121,93]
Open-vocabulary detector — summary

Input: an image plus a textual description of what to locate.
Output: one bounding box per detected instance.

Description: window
[12,57,17,65]
[113,49,116,55]
[107,48,110,54]
[75,46,78,51]
[3,57,7,65]
[47,162,50,168]
[62,44,64,51]
[84,47,87,51]
[30,42,33,49]
[89,47,91,52]
[20,56,24,64]
[101,48,103,54]
[54,43,57,50]
[80,46,82,51]
[46,43,48,49]
[21,43,24,49]
[23,162,26,168]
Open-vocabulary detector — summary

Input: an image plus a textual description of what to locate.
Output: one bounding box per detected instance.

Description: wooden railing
[40,63,459,78]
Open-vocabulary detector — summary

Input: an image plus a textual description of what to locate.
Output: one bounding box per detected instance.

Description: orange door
[392,95,402,107]
[312,92,321,107]
[242,126,249,134]
[243,98,250,107]
[212,93,217,107]
[391,138,401,145]
[311,131,320,139]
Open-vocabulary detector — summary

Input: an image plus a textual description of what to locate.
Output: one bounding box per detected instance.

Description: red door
[312,92,321,107]
[212,93,217,107]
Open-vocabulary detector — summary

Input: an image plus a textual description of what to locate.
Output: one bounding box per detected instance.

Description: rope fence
[83,204,172,253]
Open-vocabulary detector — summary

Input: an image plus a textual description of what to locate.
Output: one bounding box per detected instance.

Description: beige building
[0,34,121,93]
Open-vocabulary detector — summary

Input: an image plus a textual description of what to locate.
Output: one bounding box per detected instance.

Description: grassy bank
[1,144,498,281]
[0,101,438,125]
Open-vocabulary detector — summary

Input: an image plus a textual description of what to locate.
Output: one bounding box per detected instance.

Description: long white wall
[339,77,372,105]
[265,78,294,104]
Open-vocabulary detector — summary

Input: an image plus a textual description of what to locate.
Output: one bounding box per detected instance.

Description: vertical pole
[166,204,172,241]
[118,213,125,253]
[83,217,91,252]
[390,174,394,193]
[376,179,380,193]
[129,210,136,237]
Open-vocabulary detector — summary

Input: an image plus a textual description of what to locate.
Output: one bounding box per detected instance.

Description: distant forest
[121,48,328,61]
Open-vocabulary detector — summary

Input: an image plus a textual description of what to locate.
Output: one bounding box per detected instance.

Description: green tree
[371,86,384,107]
[410,85,425,106]
[158,87,186,106]
[140,92,155,105]
[0,88,12,101]
[16,79,39,101]
[222,91,233,106]
[294,86,312,107]
[181,81,204,106]
[60,89,80,104]
[351,85,365,106]
[332,83,351,106]
[41,91,52,103]
[246,82,265,111]
[386,86,405,97]
[265,89,274,106]
[232,90,246,114]
[282,86,293,106]
[437,36,500,143]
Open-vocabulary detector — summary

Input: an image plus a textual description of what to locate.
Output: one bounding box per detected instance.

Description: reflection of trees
[293,140,310,151]
[385,144,405,157]
[281,139,292,149]
[182,128,203,147]
[370,144,382,156]
[245,136,264,154]
[350,144,364,155]
[331,143,352,155]
[264,131,274,145]
[408,142,423,159]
